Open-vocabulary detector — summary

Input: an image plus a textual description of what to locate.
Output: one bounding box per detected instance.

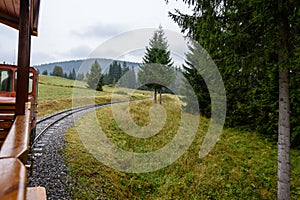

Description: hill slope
[34,58,140,75]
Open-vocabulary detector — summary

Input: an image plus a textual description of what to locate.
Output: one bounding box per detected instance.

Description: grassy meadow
[64,96,300,199]
[37,75,149,116]
[37,75,300,199]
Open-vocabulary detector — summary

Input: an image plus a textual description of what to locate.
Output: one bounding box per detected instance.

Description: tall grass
[64,95,300,199]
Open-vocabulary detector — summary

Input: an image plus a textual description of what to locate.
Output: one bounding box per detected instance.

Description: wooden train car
[0,0,45,199]
[0,64,38,149]
[0,64,45,200]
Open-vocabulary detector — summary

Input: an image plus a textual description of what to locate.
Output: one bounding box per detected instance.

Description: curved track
[33,103,109,146]
[33,99,142,146]
[27,99,143,199]
[27,102,117,199]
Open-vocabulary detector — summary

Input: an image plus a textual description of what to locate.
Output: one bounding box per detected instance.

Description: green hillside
[37,75,148,116]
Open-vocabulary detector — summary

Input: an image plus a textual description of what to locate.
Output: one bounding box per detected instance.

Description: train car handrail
[0,102,31,163]
[0,157,27,200]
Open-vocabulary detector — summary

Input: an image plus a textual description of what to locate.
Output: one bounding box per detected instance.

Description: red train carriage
[0,66,43,200]
[0,0,46,199]
[0,64,38,148]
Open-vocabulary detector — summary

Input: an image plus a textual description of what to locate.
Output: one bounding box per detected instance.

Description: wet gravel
[27,108,96,200]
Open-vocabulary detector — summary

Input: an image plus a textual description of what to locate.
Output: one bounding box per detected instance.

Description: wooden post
[159,88,162,105]
[16,0,31,115]
[154,88,157,104]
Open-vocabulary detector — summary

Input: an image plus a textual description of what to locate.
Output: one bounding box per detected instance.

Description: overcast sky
[0,0,192,66]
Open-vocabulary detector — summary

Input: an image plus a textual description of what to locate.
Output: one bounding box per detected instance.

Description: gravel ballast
[28,108,97,200]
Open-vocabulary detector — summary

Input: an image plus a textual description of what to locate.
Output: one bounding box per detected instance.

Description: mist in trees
[76,72,85,81]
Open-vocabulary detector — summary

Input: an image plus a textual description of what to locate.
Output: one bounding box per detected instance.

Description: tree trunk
[278,6,290,199]
[278,68,290,200]
[154,88,157,104]
[159,88,162,104]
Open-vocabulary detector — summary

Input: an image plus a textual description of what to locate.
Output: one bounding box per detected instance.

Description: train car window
[14,72,34,93]
[28,72,33,93]
[0,69,13,92]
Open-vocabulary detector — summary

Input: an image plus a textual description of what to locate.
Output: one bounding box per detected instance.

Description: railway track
[32,99,135,147]
[27,100,141,199]
[33,103,109,146]
[30,101,120,160]
[27,102,113,199]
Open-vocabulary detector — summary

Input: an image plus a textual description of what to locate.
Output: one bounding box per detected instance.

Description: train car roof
[0,0,40,36]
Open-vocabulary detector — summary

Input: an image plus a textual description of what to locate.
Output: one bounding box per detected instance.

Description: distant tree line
[84,60,137,91]
[41,61,137,89]
[41,66,85,81]
[103,61,137,88]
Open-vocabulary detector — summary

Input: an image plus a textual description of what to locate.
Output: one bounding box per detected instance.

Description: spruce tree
[118,65,137,89]
[107,61,122,85]
[167,0,300,198]
[128,67,137,89]
[181,44,211,116]
[103,73,110,85]
[42,70,48,75]
[138,25,174,104]
[52,66,64,77]
[122,62,129,76]
[68,68,76,80]
[87,60,103,91]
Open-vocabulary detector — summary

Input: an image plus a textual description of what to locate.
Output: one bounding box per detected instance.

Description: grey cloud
[61,45,91,59]
[71,23,128,39]
[68,45,92,57]
[31,45,92,65]
[0,25,18,64]
[31,51,58,65]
